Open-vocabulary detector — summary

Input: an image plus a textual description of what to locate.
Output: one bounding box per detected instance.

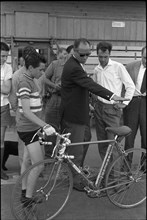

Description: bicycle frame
[64,138,117,189]
[64,134,133,192]
[37,127,133,194]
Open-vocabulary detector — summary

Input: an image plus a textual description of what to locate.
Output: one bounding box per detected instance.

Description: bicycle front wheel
[105,148,146,208]
[11,158,73,220]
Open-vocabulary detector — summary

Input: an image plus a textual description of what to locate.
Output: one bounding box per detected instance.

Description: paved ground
[1,126,146,220]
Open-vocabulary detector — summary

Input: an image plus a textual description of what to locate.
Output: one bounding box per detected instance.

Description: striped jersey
[16,73,43,132]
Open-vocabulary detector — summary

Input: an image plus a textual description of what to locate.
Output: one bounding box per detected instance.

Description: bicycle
[11,125,146,220]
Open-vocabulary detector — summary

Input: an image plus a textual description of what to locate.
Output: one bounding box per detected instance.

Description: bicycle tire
[105,148,146,208]
[11,158,73,220]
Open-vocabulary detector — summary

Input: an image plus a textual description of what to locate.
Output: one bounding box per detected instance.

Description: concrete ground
[1,126,146,220]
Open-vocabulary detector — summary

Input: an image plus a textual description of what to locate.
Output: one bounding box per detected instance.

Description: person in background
[66,45,74,56]
[123,46,146,164]
[60,38,129,191]
[13,56,19,72]
[18,56,25,69]
[0,42,13,180]
[42,47,68,157]
[92,41,135,163]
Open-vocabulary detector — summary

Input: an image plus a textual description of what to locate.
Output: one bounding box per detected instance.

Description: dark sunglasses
[79,53,91,57]
[75,49,91,57]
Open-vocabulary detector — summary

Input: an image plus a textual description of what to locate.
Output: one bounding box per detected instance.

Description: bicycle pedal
[87,190,100,198]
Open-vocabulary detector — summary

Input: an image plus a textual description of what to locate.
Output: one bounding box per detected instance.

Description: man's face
[0,50,9,65]
[19,57,25,66]
[57,50,68,60]
[39,62,46,75]
[74,42,91,64]
[142,48,146,68]
[97,49,110,68]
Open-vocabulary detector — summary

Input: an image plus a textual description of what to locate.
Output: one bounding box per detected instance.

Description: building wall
[1,1,146,46]
[1,1,146,69]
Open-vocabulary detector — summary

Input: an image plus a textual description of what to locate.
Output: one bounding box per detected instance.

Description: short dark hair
[66,45,74,54]
[25,52,41,69]
[0,42,10,51]
[73,38,91,50]
[96,41,112,54]
[142,45,146,55]
[22,46,36,60]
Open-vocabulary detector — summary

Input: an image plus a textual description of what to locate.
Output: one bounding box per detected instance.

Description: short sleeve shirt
[1,63,13,106]
[45,59,65,93]
[16,73,43,132]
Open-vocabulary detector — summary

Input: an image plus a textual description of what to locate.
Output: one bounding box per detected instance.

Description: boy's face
[0,50,9,65]
[31,63,45,79]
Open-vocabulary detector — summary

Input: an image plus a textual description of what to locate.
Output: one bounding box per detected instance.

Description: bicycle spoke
[106,148,146,208]
[11,159,73,220]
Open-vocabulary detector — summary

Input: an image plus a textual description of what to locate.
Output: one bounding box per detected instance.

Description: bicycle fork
[36,161,62,200]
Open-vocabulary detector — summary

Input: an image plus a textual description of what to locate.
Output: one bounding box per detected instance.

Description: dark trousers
[44,94,61,157]
[123,96,146,150]
[94,100,122,161]
[61,119,91,169]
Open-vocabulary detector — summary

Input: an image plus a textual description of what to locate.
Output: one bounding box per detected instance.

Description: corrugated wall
[1,1,146,46]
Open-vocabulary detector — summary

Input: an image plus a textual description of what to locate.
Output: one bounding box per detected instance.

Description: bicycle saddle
[105,126,132,137]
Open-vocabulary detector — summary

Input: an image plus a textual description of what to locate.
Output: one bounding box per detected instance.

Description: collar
[72,55,85,70]
[1,62,6,69]
[23,72,33,81]
[140,62,146,70]
[97,58,113,68]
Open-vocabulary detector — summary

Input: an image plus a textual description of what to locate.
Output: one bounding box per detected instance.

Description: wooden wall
[1,1,146,46]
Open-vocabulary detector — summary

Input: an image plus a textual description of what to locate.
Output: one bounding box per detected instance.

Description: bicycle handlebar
[30,128,71,145]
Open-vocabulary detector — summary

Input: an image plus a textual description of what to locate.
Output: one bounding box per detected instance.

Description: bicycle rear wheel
[11,158,73,220]
[105,148,146,208]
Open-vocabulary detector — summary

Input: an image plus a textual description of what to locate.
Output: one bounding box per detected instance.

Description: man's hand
[113,103,126,110]
[112,95,130,102]
[55,83,61,91]
[142,92,146,97]
[89,104,95,112]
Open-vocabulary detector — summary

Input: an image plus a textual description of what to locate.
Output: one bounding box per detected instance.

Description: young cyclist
[15,49,55,207]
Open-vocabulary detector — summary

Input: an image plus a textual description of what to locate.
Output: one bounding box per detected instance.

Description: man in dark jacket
[60,38,128,191]
[123,46,146,153]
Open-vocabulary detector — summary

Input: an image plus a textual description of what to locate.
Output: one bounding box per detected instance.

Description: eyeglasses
[75,49,91,57]
[78,53,91,57]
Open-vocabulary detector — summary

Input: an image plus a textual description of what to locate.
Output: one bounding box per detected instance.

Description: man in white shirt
[92,41,135,162]
[0,42,13,180]
[123,46,146,161]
